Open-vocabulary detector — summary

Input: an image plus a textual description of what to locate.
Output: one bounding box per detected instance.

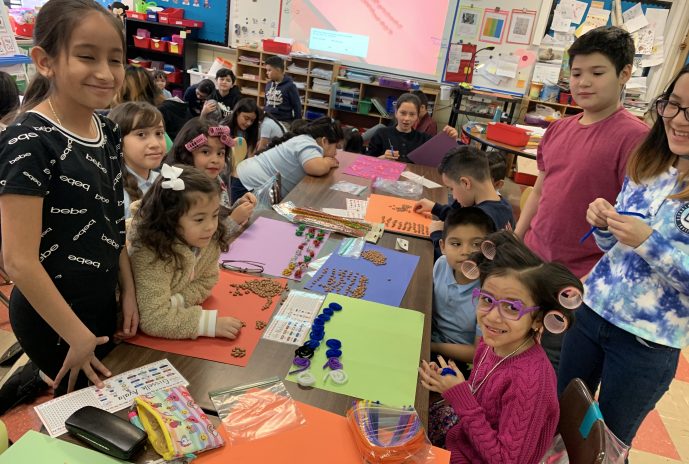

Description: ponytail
[20,74,52,113]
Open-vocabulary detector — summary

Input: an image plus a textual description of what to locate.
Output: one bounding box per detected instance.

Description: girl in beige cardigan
[129,165,244,339]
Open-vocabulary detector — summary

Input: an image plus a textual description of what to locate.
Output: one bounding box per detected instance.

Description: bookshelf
[234,47,340,119]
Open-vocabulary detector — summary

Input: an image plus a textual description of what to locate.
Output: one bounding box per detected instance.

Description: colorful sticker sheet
[285,294,424,407]
[364,193,432,238]
[126,271,287,366]
[263,290,325,345]
[304,243,419,307]
[34,360,187,437]
[220,217,330,281]
[342,156,407,181]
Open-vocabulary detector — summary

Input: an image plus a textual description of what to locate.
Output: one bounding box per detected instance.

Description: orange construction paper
[126,270,287,366]
[365,193,433,238]
[196,400,451,464]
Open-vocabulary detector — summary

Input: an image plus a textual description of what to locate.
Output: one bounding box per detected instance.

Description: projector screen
[280,0,456,80]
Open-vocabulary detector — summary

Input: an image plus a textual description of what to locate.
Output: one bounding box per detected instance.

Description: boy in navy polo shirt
[432,207,496,375]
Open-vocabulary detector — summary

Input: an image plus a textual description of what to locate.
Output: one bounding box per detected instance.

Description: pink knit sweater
[441,341,559,464]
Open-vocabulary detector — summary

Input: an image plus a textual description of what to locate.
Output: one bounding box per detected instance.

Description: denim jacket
[585,167,689,348]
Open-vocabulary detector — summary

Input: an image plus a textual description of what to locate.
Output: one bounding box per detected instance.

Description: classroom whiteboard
[229,0,281,47]
[445,0,554,95]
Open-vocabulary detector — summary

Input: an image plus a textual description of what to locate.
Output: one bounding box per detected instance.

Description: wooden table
[103,151,446,426]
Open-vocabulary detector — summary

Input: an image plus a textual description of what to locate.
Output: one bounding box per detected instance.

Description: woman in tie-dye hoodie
[558,64,689,450]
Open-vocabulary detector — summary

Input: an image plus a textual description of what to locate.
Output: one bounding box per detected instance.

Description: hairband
[184,126,236,152]
[160,164,185,191]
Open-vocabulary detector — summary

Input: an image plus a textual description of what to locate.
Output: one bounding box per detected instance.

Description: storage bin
[158,8,184,23]
[486,122,530,147]
[358,99,372,114]
[167,69,183,84]
[168,41,184,55]
[174,19,204,28]
[126,11,147,20]
[133,36,151,49]
[150,39,168,52]
[146,10,158,22]
[128,58,152,68]
[262,38,292,55]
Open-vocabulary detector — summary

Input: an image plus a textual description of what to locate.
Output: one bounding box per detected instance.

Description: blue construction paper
[304,243,419,307]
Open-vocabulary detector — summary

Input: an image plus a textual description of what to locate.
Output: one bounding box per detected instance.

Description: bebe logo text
[68,255,100,268]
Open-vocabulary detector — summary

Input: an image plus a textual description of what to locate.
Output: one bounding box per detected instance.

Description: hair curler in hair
[558,287,583,309]
[543,310,569,334]
[461,260,480,280]
[481,240,496,260]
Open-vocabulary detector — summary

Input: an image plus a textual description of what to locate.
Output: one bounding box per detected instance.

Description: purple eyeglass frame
[472,288,540,321]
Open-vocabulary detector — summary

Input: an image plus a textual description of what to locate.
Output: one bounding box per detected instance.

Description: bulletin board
[444,0,555,96]
[95,0,229,44]
[229,0,281,47]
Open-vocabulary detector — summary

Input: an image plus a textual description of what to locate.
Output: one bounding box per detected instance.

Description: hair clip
[481,240,496,260]
[160,164,185,191]
[543,310,569,334]
[208,126,236,148]
[558,287,583,309]
[461,260,480,280]
[184,133,208,152]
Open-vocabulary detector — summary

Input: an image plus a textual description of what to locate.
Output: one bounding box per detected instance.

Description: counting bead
[304,339,320,349]
[317,314,330,322]
[329,303,343,311]
[326,349,342,358]
[323,307,334,316]
[326,339,342,349]
[312,318,325,327]
[295,346,315,358]
[310,331,324,341]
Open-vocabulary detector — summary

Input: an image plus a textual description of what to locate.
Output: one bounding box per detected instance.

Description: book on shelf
[371,98,389,118]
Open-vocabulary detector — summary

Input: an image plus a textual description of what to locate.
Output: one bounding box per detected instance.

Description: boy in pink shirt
[515,27,648,370]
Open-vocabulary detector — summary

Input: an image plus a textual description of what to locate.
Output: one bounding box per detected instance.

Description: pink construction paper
[220,217,330,280]
[342,156,407,181]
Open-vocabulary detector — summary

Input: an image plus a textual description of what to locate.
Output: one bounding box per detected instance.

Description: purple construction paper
[219,217,330,281]
[342,156,407,181]
[304,243,419,307]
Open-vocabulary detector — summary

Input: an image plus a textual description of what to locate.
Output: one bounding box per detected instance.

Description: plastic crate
[486,123,530,147]
[133,36,151,49]
[262,38,292,54]
[305,109,327,120]
[150,39,168,53]
[158,8,184,23]
[126,11,147,20]
[174,19,204,28]
[358,99,372,115]
[146,10,158,22]
[128,58,152,68]
[168,41,184,55]
[167,69,183,85]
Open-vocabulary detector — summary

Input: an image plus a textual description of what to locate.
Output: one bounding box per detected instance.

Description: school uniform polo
[0,112,125,275]
[432,255,481,345]
[123,165,159,219]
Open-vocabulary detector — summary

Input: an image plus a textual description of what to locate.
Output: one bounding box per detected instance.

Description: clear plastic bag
[209,377,306,444]
[253,173,282,212]
[330,180,367,196]
[539,430,630,464]
[346,400,435,463]
[338,237,365,258]
[372,178,423,199]
[524,104,562,127]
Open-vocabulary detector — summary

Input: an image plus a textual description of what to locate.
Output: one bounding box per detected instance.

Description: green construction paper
[0,430,126,464]
[286,294,424,407]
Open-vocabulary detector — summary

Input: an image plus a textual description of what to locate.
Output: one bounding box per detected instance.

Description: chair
[558,378,607,463]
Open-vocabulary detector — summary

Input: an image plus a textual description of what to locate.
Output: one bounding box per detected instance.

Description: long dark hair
[133,165,230,268]
[21,0,125,112]
[108,101,164,204]
[0,71,20,124]
[469,231,583,329]
[256,116,344,155]
[627,64,689,201]
[167,117,231,170]
[114,65,164,107]
[226,98,262,154]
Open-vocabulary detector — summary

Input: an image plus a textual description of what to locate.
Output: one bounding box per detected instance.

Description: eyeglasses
[472,288,540,321]
[221,260,265,274]
[656,99,689,122]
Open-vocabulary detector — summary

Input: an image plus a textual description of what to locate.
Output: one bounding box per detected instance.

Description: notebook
[407,133,458,167]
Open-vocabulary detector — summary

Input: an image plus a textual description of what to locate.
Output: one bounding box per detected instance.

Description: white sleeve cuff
[170,293,185,310]
[198,309,218,337]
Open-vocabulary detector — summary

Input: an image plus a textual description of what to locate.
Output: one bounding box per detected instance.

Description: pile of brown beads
[239,320,246,328]
[361,250,387,265]
[389,204,412,213]
[229,278,288,310]
[309,267,368,299]
[231,347,246,358]
[255,320,267,330]
[381,216,428,235]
